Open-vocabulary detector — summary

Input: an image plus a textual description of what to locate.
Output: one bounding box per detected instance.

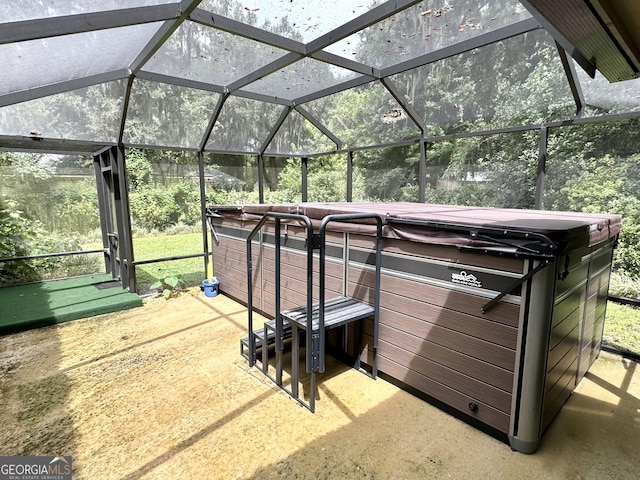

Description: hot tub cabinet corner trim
[508,257,557,454]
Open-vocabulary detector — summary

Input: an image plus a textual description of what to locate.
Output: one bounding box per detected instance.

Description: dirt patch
[1,290,639,479]
[0,290,406,478]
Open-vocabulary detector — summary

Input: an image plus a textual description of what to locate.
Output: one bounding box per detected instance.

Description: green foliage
[126,149,202,231]
[609,273,640,299]
[0,152,54,178]
[205,188,258,206]
[0,198,99,285]
[0,152,101,284]
[150,271,184,299]
[170,181,201,225]
[255,154,361,204]
[126,149,153,189]
[0,151,13,166]
[0,151,100,236]
[308,155,349,202]
[322,85,419,149]
[132,233,203,295]
[269,158,302,203]
[54,181,99,234]
[551,153,640,277]
[603,302,640,355]
[129,186,182,231]
[0,198,40,284]
[424,132,539,208]
[355,145,421,201]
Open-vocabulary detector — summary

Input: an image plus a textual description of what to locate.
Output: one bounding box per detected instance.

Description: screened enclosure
[1,0,640,297]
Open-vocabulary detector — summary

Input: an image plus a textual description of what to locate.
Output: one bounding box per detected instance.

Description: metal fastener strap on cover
[481,260,551,314]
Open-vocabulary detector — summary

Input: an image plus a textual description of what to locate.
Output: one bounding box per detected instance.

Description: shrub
[55,182,99,234]
[170,180,200,225]
[126,149,153,189]
[0,198,40,284]
[129,186,182,231]
[557,154,640,278]
[0,198,99,285]
[609,272,640,299]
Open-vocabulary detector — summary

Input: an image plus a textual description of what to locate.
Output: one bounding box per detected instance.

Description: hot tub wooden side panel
[348,266,520,349]
[345,258,520,434]
[376,334,512,409]
[347,300,516,433]
[341,309,515,392]
[578,264,612,380]
[213,234,262,309]
[261,247,344,316]
[212,219,346,318]
[376,323,514,392]
[541,251,588,432]
[541,242,615,432]
[368,348,511,433]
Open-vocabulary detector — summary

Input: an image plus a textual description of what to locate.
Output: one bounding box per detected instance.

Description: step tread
[240,318,292,349]
[281,296,374,330]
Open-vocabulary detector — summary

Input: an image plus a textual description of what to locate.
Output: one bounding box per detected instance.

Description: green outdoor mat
[0,274,142,335]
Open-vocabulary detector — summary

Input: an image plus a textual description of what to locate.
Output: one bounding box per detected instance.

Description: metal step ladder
[243,211,382,412]
[240,318,292,366]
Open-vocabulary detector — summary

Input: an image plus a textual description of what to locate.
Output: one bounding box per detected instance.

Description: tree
[548,151,640,277]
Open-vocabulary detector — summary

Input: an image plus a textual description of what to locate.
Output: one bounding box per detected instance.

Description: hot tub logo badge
[451,270,482,288]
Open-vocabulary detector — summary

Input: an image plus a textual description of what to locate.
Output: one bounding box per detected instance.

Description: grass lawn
[133,232,207,294]
[84,232,208,295]
[133,232,203,261]
[604,302,640,355]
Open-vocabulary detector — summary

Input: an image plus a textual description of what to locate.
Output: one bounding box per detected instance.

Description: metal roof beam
[227,52,303,93]
[121,141,199,152]
[199,91,230,152]
[260,106,292,154]
[230,90,294,107]
[0,134,113,155]
[203,147,261,155]
[0,4,182,45]
[293,75,374,105]
[136,70,226,95]
[380,18,541,78]
[305,0,423,54]
[249,148,343,158]
[310,51,380,78]
[127,1,204,76]
[556,42,585,116]
[295,105,342,151]
[339,138,420,155]
[0,69,130,108]
[380,77,426,134]
[189,8,306,54]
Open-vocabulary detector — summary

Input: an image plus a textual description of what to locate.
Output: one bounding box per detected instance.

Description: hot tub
[206,202,621,453]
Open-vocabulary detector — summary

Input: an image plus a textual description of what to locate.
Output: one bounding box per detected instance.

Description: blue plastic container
[202,277,219,298]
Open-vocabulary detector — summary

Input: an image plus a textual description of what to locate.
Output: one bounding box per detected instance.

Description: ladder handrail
[318,213,383,374]
[246,212,313,367]
[246,210,383,380]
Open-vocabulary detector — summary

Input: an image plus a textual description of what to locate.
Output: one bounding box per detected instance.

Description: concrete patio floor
[0,291,638,479]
